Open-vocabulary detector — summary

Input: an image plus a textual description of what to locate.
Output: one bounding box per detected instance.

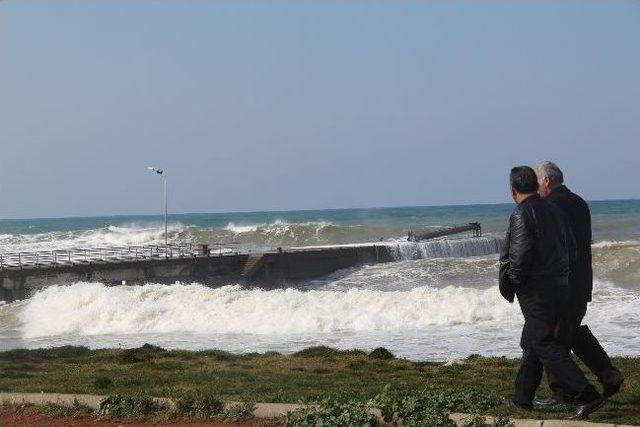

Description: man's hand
[499,260,515,303]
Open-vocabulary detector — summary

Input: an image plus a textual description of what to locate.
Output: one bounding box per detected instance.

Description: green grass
[0,345,638,425]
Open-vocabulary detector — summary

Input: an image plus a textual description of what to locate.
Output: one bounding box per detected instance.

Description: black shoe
[601,368,624,399]
[534,396,562,407]
[506,398,533,411]
[567,396,604,420]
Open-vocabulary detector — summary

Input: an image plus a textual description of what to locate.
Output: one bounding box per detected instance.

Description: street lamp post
[147,167,168,254]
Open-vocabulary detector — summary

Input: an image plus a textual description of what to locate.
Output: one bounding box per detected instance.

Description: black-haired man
[500,166,603,420]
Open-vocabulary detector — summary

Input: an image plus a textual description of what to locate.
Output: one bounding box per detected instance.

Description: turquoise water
[2,200,638,252]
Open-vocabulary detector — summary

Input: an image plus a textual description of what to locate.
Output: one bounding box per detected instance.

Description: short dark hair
[510,166,538,194]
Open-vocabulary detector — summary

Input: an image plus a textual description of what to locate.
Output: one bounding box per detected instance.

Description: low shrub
[220,401,256,422]
[293,346,366,358]
[369,347,394,360]
[97,394,167,418]
[285,396,377,426]
[370,385,454,427]
[369,384,504,427]
[458,387,503,413]
[175,390,225,418]
[120,343,167,363]
[460,413,514,427]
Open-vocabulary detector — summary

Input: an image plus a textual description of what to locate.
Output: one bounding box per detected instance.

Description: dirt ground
[0,413,261,427]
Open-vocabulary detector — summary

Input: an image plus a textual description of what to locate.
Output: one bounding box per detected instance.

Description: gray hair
[534,161,564,185]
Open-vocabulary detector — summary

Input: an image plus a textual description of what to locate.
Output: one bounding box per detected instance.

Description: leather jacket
[501,194,575,297]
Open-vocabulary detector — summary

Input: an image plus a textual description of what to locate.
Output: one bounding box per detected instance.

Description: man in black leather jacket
[500,166,602,419]
[534,161,623,404]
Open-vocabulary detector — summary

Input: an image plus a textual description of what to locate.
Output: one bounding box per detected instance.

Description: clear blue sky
[1,1,639,219]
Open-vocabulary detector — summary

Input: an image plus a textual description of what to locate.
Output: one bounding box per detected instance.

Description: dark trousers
[546,301,614,400]
[513,286,600,406]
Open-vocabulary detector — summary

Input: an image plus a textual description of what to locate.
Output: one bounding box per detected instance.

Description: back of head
[510,166,538,194]
[534,161,564,186]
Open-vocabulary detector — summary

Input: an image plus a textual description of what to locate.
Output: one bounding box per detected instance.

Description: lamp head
[147,166,164,175]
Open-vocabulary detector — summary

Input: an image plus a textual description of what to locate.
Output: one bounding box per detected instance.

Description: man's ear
[510,186,518,201]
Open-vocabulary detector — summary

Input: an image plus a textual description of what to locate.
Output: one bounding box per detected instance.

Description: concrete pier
[0,223,490,302]
[0,244,397,302]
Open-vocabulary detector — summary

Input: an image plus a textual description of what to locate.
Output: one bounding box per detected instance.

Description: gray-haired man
[533,161,624,405]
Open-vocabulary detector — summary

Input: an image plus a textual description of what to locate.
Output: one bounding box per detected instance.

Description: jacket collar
[518,193,540,205]
[549,184,570,196]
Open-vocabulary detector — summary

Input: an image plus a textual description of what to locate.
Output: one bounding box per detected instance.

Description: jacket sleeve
[586,204,593,302]
[566,219,577,268]
[498,231,515,303]
[507,210,535,287]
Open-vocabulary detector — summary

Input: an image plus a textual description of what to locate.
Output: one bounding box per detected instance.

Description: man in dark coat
[534,161,624,404]
[499,166,602,420]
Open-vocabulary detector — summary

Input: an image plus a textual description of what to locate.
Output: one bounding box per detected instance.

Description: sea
[1,200,638,361]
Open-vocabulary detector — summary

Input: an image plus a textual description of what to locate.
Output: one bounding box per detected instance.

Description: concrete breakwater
[0,244,397,302]
[0,228,505,302]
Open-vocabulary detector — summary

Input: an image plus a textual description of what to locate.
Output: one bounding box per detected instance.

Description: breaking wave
[1,220,399,252]
[219,219,344,245]
[0,223,187,253]
[17,282,516,338]
[592,240,640,289]
[7,279,638,358]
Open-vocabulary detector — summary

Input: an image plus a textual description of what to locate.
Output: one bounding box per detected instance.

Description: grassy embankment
[0,345,638,425]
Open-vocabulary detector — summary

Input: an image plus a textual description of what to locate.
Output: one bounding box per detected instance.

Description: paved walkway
[0,392,635,427]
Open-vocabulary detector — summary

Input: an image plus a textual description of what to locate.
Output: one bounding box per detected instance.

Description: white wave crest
[222,219,333,236]
[0,223,186,253]
[98,225,184,246]
[18,282,516,338]
[223,223,260,233]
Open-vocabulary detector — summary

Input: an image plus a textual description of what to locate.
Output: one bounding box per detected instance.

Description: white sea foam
[592,240,640,249]
[223,220,334,236]
[0,223,186,253]
[288,236,504,261]
[1,278,637,359]
[18,282,517,338]
[389,236,504,260]
[223,223,260,233]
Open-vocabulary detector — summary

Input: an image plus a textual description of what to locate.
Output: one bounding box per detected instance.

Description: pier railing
[1,221,484,270]
[0,243,237,270]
